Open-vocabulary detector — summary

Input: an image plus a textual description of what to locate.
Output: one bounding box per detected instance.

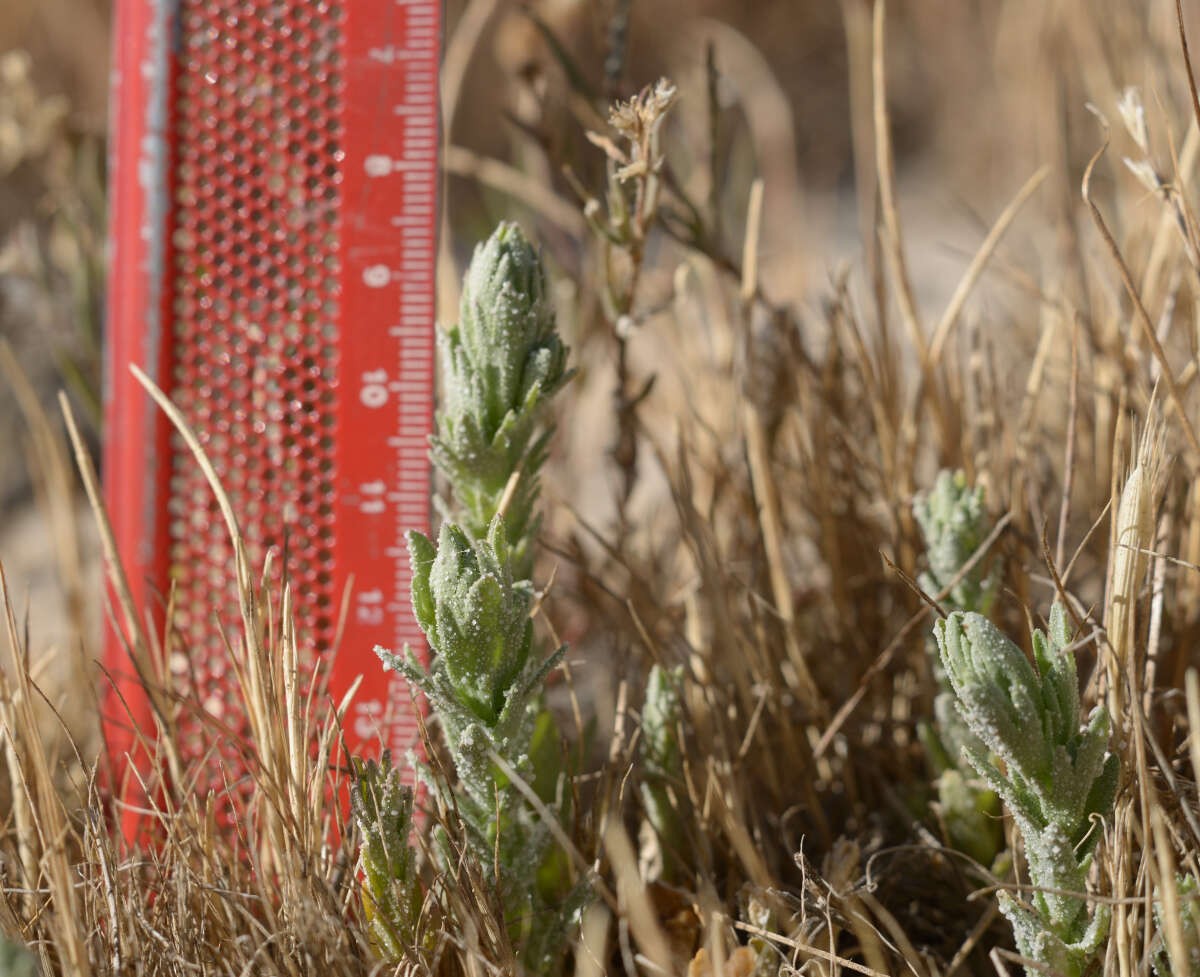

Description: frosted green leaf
[914,470,998,616]
[915,470,1003,868]
[376,512,578,972]
[934,606,1118,976]
[430,221,574,578]
[1153,874,1200,977]
[936,613,1048,781]
[349,752,422,960]
[405,518,533,725]
[642,664,683,776]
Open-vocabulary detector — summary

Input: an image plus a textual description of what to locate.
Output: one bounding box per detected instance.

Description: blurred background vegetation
[0,0,1195,756]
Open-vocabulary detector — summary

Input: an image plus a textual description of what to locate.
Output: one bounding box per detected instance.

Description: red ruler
[104,0,439,813]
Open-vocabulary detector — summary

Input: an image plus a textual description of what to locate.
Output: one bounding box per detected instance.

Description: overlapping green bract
[914,470,998,617]
[349,752,422,959]
[406,521,537,726]
[382,519,562,808]
[936,607,1119,977]
[431,222,572,580]
[1154,874,1200,977]
[377,516,578,971]
[914,470,1002,865]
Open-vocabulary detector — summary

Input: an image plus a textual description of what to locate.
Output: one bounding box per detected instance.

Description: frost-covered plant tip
[914,470,999,617]
[349,752,422,959]
[935,606,1119,977]
[431,221,572,579]
[377,517,580,970]
[914,470,1002,866]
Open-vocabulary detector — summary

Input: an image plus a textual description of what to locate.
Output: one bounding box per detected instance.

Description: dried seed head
[1107,417,1164,669]
[1123,156,1162,194]
[607,78,678,141]
[1117,86,1150,154]
[1108,458,1151,656]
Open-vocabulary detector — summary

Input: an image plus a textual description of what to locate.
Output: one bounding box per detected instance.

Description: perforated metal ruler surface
[105,0,439,812]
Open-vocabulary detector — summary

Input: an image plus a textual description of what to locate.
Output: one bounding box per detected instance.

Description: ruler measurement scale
[106,0,441,803]
[339,0,439,754]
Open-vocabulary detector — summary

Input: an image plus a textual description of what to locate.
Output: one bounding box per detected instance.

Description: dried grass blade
[1082,117,1200,460]
[929,165,1050,365]
[872,0,925,361]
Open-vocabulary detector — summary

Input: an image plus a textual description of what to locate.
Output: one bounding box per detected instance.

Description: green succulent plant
[377,517,584,971]
[914,470,999,618]
[363,222,583,972]
[1154,873,1200,977]
[349,752,422,959]
[431,221,573,580]
[914,470,1003,866]
[935,606,1118,977]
